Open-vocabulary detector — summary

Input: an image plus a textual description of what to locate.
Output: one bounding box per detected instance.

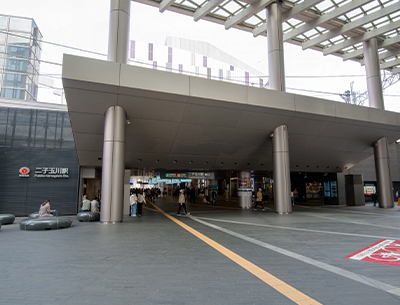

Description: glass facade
[0,15,42,101]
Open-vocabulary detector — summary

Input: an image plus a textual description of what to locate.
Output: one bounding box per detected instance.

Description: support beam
[225,0,274,30]
[194,0,224,21]
[286,0,373,43]
[323,20,400,56]
[361,49,400,65]
[380,58,400,70]
[159,0,175,13]
[272,125,292,214]
[281,0,323,22]
[303,2,400,49]
[374,137,394,209]
[343,35,400,61]
[392,67,400,74]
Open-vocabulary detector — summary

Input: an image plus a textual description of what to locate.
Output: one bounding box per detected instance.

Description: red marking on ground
[346,239,400,267]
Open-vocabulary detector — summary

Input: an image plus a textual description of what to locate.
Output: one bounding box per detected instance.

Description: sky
[2,0,399,111]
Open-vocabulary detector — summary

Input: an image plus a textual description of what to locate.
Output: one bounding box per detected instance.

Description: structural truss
[132,0,400,74]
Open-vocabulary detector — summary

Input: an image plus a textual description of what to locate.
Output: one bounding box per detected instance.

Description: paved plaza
[1,197,400,304]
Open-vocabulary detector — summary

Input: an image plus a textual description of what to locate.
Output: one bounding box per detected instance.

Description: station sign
[34,167,70,178]
[160,172,215,179]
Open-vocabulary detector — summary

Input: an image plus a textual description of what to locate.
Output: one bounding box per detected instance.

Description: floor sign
[346,239,400,267]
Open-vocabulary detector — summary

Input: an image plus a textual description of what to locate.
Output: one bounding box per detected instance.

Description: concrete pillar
[108,0,131,64]
[272,125,291,214]
[374,137,394,208]
[363,38,384,109]
[345,175,365,206]
[266,2,285,92]
[238,171,252,209]
[100,106,127,223]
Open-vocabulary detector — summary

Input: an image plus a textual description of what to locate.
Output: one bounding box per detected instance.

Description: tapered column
[101,106,126,223]
[374,137,394,208]
[266,2,285,92]
[364,38,384,109]
[272,125,291,214]
[108,0,131,64]
[238,171,252,209]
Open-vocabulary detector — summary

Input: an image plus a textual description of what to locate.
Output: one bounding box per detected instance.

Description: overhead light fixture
[138,159,142,162]
[205,161,208,164]
[189,161,193,164]
[173,160,177,163]
[155,159,159,163]
[126,119,131,125]
[324,173,328,176]
[396,139,400,144]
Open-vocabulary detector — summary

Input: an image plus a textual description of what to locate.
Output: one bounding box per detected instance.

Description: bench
[76,212,100,222]
[0,214,15,225]
[19,217,73,231]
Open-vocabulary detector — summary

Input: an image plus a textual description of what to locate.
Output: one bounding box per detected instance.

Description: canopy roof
[62,54,400,172]
[133,0,400,73]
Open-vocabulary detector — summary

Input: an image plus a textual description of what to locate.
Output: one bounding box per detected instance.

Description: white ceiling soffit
[62,54,400,172]
[132,0,400,74]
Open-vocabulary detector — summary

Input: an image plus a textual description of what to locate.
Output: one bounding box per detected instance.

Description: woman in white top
[39,200,54,217]
[130,192,137,217]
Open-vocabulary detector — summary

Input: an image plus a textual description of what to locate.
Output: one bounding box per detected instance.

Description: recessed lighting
[138,159,142,162]
[205,161,208,164]
[261,164,263,166]
[98,157,102,161]
[174,160,177,163]
[220,162,224,165]
[155,159,159,162]
[247,163,250,166]
[189,161,193,164]
[234,162,237,165]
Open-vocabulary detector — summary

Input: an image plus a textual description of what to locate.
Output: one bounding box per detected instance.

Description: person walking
[254,188,265,211]
[211,189,217,206]
[224,188,229,201]
[177,189,190,216]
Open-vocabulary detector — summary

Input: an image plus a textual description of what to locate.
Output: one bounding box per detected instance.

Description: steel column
[363,38,384,109]
[272,125,291,214]
[101,106,127,223]
[266,2,285,92]
[374,137,394,208]
[108,0,131,64]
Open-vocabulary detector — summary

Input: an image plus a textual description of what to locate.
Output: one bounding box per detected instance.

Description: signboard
[19,167,30,177]
[34,167,69,178]
[346,239,400,267]
[160,172,215,179]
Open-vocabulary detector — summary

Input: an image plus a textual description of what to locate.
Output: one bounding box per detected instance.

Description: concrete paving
[1,196,400,304]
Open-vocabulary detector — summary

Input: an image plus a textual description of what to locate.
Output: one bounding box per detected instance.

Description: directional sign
[346,239,400,267]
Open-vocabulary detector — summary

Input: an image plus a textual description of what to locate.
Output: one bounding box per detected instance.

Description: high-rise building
[0,14,42,101]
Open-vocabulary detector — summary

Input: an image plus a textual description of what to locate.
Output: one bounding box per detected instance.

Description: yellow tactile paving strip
[148,201,322,305]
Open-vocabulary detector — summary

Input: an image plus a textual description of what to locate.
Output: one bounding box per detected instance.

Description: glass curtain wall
[0,14,42,101]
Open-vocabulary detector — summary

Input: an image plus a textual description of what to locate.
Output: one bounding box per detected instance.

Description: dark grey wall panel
[0,107,79,216]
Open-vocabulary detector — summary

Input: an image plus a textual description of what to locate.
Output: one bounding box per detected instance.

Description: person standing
[254,188,265,211]
[291,190,295,205]
[211,189,217,206]
[224,188,229,201]
[177,189,190,216]
[137,191,146,217]
[372,192,378,207]
[130,191,137,217]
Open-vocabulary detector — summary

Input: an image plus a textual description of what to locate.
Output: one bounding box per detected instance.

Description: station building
[1,1,400,217]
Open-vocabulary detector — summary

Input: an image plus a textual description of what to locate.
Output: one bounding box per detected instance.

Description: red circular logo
[19,167,30,175]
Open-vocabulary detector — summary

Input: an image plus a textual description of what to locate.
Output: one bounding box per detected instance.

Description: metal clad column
[101,106,127,223]
[363,38,384,109]
[100,0,130,223]
[267,1,285,92]
[272,125,291,214]
[365,39,393,208]
[108,0,131,63]
[374,137,394,208]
